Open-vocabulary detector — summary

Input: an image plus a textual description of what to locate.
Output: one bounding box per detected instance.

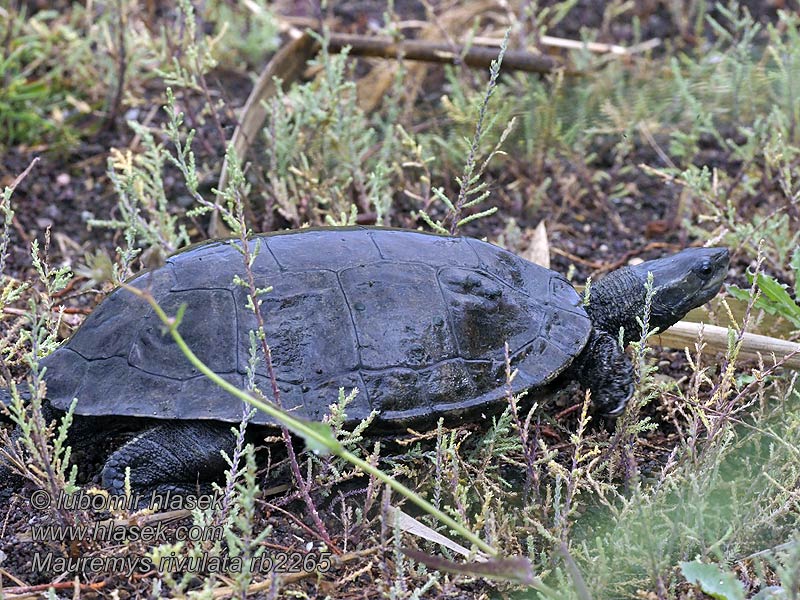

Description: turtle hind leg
[101,422,237,504]
[570,330,634,417]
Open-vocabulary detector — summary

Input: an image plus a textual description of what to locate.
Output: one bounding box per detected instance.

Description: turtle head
[587,247,729,345]
[631,247,729,333]
[580,247,728,418]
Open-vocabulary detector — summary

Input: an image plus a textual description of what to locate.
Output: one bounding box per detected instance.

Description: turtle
[0,228,729,499]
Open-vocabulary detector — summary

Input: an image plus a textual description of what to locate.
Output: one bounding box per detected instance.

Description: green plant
[201,0,280,68]
[259,35,410,227]
[419,31,514,235]
[89,121,191,269]
[0,8,85,147]
[641,7,800,276]
[0,3,165,148]
[680,533,800,600]
[681,560,746,600]
[155,0,220,92]
[728,261,800,330]
[0,166,80,525]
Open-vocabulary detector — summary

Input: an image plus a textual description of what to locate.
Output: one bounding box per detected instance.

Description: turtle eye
[695,260,714,279]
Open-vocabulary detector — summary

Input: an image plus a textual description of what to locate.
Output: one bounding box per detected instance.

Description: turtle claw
[602,382,634,417]
[602,396,629,418]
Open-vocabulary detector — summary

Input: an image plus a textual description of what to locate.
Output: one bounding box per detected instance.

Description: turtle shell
[41,228,591,427]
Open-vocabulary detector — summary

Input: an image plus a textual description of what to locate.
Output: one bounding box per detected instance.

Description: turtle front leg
[101,422,237,504]
[570,330,634,417]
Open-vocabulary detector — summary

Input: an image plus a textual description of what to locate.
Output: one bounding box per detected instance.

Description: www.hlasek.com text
[30,519,223,544]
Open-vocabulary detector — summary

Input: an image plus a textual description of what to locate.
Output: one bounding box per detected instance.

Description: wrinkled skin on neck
[585,267,646,346]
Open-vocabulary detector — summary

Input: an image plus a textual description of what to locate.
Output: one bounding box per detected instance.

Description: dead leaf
[522,220,550,268]
[389,507,479,559]
[401,547,539,586]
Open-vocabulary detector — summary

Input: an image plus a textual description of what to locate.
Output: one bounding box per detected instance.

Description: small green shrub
[0,9,88,147]
[259,37,409,226]
[728,265,800,330]
[1,177,80,523]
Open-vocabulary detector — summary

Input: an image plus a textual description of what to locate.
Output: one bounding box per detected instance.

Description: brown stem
[1,581,106,595]
[326,34,566,75]
[105,0,127,132]
[503,343,540,505]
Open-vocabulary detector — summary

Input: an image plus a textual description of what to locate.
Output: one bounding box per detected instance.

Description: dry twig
[659,321,800,370]
[326,33,562,74]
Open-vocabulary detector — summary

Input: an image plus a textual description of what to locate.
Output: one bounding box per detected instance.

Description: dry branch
[326,34,563,74]
[472,34,662,55]
[660,321,800,370]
